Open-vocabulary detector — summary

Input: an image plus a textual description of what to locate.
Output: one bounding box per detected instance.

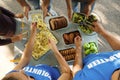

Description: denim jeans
[27,0,52,12]
[27,0,57,16]
[72,0,96,13]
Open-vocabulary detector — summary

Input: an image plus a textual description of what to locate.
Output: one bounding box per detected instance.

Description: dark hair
[2,76,18,80]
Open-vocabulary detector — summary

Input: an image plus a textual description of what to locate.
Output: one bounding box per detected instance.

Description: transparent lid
[28,9,43,22]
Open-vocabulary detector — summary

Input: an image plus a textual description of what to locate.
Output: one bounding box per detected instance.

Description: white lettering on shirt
[87,52,120,69]
[23,67,52,80]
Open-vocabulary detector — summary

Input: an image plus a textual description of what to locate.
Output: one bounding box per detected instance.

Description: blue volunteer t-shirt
[74,50,120,80]
[23,64,60,80]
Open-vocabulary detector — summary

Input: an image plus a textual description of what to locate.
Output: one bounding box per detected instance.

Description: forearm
[49,38,71,75]
[100,30,120,50]
[58,73,72,80]
[11,34,22,43]
[17,0,29,7]
[83,0,95,15]
[66,0,72,10]
[41,0,50,18]
[23,31,36,59]
[42,0,50,7]
[83,5,90,16]
[53,50,71,73]
[66,0,72,19]
[14,31,36,69]
[0,38,12,46]
[74,47,82,67]
[14,23,36,70]
[72,47,82,77]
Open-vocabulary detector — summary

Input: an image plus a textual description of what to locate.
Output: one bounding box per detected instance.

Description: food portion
[29,10,43,22]
[30,14,58,60]
[83,42,98,55]
[59,48,76,61]
[72,12,97,35]
[79,24,93,34]
[72,13,86,23]
[49,16,68,30]
[87,15,97,23]
[63,30,81,45]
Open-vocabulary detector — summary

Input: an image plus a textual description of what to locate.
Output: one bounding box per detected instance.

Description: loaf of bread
[59,48,75,61]
[63,30,81,45]
[49,16,68,30]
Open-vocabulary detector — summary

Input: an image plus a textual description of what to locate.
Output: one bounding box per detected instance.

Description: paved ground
[0,0,120,79]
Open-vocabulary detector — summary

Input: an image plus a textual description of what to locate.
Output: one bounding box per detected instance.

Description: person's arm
[14,13,24,18]
[13,22,37,70]
[0,6,15,17]
[11,34,23,42]
[91,22,120,50]
[0,6,23,18]
[0,34,23,46]
[41,0,50,19]
[0,38,12,46]
[17,0,31,19]
[65,0,72,21]
[83,0,95,16]
[49,39,72,80]
[72,36,83,77]
[17,0,29,8]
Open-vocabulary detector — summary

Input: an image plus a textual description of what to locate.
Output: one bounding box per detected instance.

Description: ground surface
[0,0,120,79]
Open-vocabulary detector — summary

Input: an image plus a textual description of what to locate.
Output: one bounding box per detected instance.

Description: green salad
[72,13,97,35]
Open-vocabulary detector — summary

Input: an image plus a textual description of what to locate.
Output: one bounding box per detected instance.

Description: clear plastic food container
[28,9,43,22]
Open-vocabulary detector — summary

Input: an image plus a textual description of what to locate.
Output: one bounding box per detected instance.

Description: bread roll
[59,48,76,61]
[63,30,81,45]
[49,16,68,30]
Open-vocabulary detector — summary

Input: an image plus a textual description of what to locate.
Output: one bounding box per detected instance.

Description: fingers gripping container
[28,9,43,33]
[72,12,97,35]
[28,10,58,60]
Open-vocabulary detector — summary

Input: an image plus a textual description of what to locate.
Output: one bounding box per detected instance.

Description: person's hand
[67,9,72,21]
[11,34,23,42]
[74,36,82,48]
[26,22,37,46]
[42,7,48,19]
[41,0,49,19]
[90,22,106,35]
[23,5,31,19]
[30,22,37,34]
[15,13,24,18]
[48,38,58,53]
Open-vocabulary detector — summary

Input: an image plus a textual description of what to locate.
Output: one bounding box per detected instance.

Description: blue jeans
[27,0,52,10]
[27,0,57,16]
[72,0,96,13]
